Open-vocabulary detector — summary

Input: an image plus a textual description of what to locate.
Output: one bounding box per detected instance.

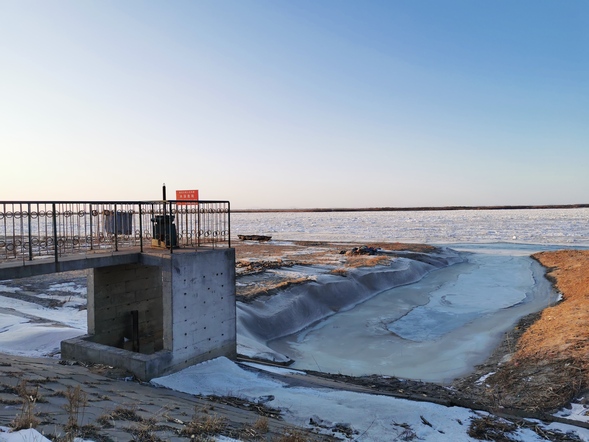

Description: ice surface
[388,253,534,341]
[268,250,557,382]
[232,208,589,245]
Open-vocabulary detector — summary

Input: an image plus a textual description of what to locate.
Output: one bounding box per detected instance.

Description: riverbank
[477,250,589,413]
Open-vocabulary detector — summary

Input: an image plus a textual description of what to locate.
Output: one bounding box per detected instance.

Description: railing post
[114,203,118,252]
[228,201,231,248]
[197,202,201,247]
[89,203,94,251]
[139,203,144,253]
[169,201,174,254]
[27,203,33,261]
[52,203,58,264]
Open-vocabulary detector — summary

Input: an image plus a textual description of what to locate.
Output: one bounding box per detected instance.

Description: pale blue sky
[1,1,588,209]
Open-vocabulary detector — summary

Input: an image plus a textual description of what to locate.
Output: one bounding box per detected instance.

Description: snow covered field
[232,208,589,246]
[151,356,589,441]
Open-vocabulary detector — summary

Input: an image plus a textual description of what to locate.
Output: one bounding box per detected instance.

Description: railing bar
[139,203,143,252]
[114,203,118,252]
[52,203,58,264]
[228,201,231,248]
[27,203,32,261]
[168,201,173,254]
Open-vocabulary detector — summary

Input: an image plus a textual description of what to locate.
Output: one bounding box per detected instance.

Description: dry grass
[252,416,269,433]
[63,385,88,430]
[11,380,40,430]
[180,406,227,439]
[343,255,391,268]
[238,277,311,300]
[467,415,517,441]
[96,405,143,426]
[484,250,589,411]
[273,428,312,442]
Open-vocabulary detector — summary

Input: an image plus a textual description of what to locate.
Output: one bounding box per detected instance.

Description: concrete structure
[61,248,236,380]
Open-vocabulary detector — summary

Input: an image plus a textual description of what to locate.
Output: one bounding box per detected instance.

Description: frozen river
[233,209,589,383]
[267,244,558,383]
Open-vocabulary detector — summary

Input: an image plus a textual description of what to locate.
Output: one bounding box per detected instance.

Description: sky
[1,1,588,209]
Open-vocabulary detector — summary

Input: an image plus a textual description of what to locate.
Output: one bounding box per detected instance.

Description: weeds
[130,417,162,442]
[253,416,269,433]
[180,406,226,439]
[63,385,88,430]
[273,428,310,442]
[468,415,517,442]
[11,380,40,430]
[239,416,270,440]
[96,404,144,429]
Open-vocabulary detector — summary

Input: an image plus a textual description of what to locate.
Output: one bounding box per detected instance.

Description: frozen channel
[267,245,558,384]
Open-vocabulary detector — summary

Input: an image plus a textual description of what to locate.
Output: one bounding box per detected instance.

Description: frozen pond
[268,244,560,383]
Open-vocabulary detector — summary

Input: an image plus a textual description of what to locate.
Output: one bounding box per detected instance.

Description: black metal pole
[114,203,118,252]
[52,203,58,265]
[27,203,33,261]
[139,203,143,253]
[89,204,93,250]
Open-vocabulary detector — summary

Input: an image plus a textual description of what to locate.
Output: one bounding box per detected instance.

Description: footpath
[0,354,334,441]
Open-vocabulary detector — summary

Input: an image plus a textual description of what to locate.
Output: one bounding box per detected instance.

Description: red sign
[176,189,199,205]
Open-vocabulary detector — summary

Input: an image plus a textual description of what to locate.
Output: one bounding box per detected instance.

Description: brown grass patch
[344,255,391,268]
[11,380,40,430]
[484,250,589,411]
[180,407,226,439]
[238,277,311,301]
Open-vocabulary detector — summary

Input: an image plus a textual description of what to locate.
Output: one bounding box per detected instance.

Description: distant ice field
[232,208,589,246]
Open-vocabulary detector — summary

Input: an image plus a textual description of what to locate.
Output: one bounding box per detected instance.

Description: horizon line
[232,203,589,213]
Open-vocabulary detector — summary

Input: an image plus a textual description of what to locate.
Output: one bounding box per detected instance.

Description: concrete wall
[88,263,163,353]
[62,248,236,380]
[163,249,236,371]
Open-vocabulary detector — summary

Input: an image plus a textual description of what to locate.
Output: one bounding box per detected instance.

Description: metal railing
[0,200,230,265]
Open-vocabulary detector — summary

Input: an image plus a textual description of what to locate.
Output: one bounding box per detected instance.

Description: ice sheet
[232,208,589,245]
[268,251,556,382]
